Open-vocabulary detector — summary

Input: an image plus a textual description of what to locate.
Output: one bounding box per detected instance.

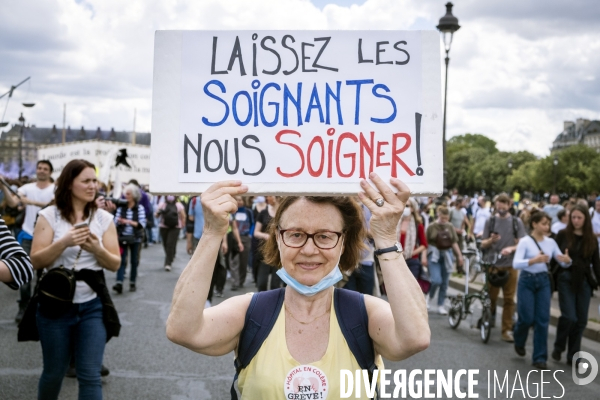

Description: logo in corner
[572,351,598,386]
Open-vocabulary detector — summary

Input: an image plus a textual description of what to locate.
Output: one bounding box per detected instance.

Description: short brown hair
[261,196,367,273]
[494,193,511,205]
[437,205,450,216]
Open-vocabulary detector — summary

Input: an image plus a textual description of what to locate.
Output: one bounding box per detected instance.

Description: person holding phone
[512,210,571,369]
[481,193,527,342]
[29,159,121,400]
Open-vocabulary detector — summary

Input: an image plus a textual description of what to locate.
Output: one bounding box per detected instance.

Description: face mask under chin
[277,239,344,297]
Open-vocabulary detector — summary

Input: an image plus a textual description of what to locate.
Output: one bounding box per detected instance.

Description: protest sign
[151,30,442,195]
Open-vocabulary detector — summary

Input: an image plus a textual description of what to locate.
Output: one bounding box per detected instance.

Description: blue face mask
[275,239,344,297]
[276,265,343,297]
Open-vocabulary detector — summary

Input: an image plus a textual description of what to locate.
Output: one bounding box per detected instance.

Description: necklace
[285,304,330,325]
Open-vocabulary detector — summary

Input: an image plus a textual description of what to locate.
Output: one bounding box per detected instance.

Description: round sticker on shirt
[284,365,328,399]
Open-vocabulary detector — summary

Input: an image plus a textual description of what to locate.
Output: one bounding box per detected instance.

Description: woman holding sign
[166,173,430,398]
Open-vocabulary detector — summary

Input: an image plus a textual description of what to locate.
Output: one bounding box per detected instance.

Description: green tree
[507,160,541,193]
[448,133,499,155]
[446,133,536,194]
[534,145,600,195]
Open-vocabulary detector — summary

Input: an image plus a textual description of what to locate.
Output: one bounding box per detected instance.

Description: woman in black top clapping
[552,204,600,365]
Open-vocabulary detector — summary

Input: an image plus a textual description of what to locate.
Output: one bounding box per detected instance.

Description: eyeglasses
[278,227,343,249]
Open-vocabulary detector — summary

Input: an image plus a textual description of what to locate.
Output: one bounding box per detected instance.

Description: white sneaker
[438,306,448,315]
[164,265,172,272]
[425,295,430,310]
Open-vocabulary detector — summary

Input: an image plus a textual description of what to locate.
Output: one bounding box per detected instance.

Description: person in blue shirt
[187,196,205,252]
[512,210,571,369]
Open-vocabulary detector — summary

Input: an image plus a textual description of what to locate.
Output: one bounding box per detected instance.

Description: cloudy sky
[1,0,598,156]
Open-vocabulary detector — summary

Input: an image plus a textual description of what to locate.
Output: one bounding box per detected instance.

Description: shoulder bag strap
[231,288,285,400]
[334,288,378,399]
[528,235,551,272]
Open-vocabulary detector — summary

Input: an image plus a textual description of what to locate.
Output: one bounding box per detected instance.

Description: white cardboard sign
[151,30,442,195]
[38,141,151,184]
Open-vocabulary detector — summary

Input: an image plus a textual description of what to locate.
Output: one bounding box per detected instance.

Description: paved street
[1,240,599,399]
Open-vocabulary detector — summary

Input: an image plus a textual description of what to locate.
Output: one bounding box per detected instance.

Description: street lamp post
[506,158,513,192]
[18,113,25,179]
[553,155,558,194]
[437,2,460,190]
[17,102,35,180]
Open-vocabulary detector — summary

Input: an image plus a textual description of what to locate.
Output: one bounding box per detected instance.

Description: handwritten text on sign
[177,31,439,187]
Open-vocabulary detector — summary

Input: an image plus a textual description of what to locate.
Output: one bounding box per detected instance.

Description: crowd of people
[2,156,600,397]
[414,190,600,370]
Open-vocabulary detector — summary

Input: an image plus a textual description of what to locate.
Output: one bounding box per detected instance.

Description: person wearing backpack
[481,193,527,342]
[166,176,430,399]
[156,195,186,272]
[425,205,464,314]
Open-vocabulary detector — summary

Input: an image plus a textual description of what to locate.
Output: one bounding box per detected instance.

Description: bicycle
[447,253,493,343]
[464,238,483,283]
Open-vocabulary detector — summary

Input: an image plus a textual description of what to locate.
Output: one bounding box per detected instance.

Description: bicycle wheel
[448,299,462,329]
[479,306,492,343]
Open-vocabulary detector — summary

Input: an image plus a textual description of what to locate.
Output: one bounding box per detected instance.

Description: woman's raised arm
[166,181,251,356]
[359,173,430,361]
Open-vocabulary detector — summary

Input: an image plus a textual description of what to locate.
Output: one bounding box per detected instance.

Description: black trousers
[208,257,227,302]
[554,270,592,362]
[160,227,180,266]
[18,239,33,308]
[256,262,283,292]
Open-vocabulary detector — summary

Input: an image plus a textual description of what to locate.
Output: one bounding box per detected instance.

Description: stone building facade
[551,118,600,153]
[0,124,150,177]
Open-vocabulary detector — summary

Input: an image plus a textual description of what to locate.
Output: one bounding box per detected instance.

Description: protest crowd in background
[1,155,600,398]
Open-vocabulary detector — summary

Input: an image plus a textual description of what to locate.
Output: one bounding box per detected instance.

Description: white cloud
[0,0,598,156]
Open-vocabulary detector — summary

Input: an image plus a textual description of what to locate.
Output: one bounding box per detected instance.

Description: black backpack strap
[230,288,285,400]
[489,215,495,235]
[334,288,379,399]
[512,216,519,242]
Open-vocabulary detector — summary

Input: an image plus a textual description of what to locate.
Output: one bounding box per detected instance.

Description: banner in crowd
[151,30,442,195]
[38,140,150,185]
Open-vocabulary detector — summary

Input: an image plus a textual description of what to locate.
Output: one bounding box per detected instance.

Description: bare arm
[253,221,269,241]
[80,223,121,271]
[359,175,430,361]
[463,215,472,234]
[166,181,250,356]
[30,216,91,270]
[1,185,19,208]
[452,242,464,266]
[0,262,13,283]
[21,196,50,208]
[231,220,243,251]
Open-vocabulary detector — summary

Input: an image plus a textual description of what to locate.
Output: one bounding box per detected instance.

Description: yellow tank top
[238,294,383,399]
